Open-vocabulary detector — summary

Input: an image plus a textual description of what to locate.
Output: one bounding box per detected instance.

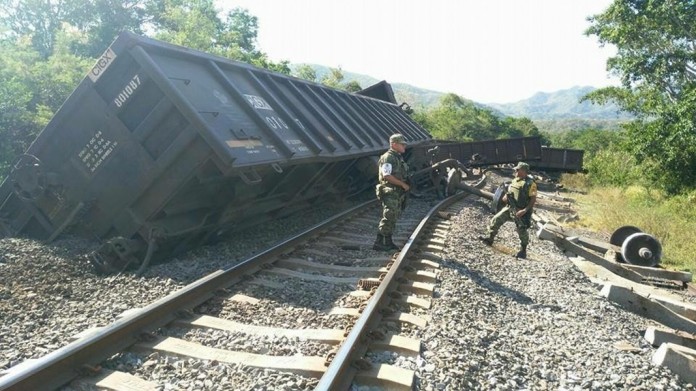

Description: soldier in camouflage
[479,162,537,259]
[373,134,410,251]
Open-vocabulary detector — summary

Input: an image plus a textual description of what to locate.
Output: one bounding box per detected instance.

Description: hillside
[487,86,632,120]
[290,64,446,108]
[290,65,629,129]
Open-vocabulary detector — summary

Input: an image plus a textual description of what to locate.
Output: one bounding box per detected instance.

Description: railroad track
[0,178,484,391]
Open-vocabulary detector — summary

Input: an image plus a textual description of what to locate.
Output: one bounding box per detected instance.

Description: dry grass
[559,172,592,190]
[560,174,696,272]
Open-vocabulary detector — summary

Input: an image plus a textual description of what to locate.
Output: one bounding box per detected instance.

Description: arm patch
[381,163,393,176]
[529,181,537,197]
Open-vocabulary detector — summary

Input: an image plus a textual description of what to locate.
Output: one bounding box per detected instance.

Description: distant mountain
[290,63,445,108]
[487,86,632,121]
[289,65,629,129]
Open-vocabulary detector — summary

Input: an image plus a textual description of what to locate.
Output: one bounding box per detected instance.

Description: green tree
[585,0,696,193]
[499,116,547,141]
[0,0,76,58]
[0,0,149,58]
[150,2,289,74]
[343,80,362,93]
[418,93,503,141]
[311,66,362,91]
[321,67,345,89]
[293,64,317,82]
[69,0,149,57]
[546,128,625,157]
[0,28,91,178]
[585,148,641,188]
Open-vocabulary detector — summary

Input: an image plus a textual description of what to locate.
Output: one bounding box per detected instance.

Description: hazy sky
[221,0,617,104]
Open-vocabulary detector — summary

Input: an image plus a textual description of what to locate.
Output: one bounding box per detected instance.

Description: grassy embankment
[561,174,696,272]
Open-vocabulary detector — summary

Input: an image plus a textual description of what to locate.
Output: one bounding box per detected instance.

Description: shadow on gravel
[443,259,534,305]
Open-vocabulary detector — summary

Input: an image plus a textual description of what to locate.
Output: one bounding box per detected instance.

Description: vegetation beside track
[561,173,696,272]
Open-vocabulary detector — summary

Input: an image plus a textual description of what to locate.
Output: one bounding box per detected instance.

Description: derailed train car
[411,136,544,168]
[532,147,584,173]
[0,32,432,273]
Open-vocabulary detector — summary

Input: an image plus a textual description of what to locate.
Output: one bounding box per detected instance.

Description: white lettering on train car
[78,131,118,173]
[265,116,290,130]
[114,74,141,108]
[88,48,117,82]
[243,94,274,110]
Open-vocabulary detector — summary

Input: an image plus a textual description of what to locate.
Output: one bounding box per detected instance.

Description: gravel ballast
[2,179,694,390]
[0,197,370,371]
[415,195,692,390]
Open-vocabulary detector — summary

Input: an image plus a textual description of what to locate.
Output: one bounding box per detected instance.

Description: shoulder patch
[381,163,393,176]
[529,181,537,197]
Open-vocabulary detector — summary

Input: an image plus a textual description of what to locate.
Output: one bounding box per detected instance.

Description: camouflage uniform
[486,176,537,247]
[376,149,409,236]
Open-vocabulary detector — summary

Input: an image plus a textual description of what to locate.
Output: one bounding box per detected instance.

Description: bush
[584,149,641,188]
[559,172,591,191]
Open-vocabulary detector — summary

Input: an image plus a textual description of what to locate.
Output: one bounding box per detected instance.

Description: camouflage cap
[514,162,530,171]
[389,134,406,144]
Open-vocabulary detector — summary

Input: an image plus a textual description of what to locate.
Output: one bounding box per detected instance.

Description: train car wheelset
[609,225,663,267]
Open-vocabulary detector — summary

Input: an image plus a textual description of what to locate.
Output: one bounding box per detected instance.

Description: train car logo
[89,48,117,83]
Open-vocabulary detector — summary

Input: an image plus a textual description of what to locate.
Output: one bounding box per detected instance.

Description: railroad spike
[324,351,337,367]
[343,325,353,337]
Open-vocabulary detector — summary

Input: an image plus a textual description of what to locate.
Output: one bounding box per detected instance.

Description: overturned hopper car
[0,32,432,273]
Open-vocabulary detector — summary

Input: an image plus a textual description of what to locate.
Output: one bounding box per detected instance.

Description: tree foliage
[413,93,542,142]
[585,0,696,193]
[292,65,363,92]
[0,0,149,58]
[320,67,345,89]
[293,64,317,82]
[546,128,625,156]
[150,2,289,74]
[0,28,92,172]
[343,80,362,93]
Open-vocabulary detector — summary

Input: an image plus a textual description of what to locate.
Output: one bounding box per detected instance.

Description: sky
[220,0,617,104]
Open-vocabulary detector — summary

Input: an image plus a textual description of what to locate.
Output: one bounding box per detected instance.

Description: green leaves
[293,65,317,83]
[586,0,696,194]
[0,29,91,179]
[150,3,289,74]
[414,93,539,142]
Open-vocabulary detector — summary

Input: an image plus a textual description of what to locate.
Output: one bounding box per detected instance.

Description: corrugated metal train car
[0,32,583,273]
[0,32,432,273]
[421,137,544,167]
[533,147,584,173]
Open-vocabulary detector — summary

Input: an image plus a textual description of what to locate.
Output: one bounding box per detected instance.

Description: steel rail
[316,176,486,390]
[0,200,377,391]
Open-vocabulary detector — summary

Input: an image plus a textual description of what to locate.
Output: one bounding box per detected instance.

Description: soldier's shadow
[442,258,533,305]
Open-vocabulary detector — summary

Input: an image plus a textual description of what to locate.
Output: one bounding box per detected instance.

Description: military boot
[372,234,391,251]
[516,245,527,259]
[385,235,400,250]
